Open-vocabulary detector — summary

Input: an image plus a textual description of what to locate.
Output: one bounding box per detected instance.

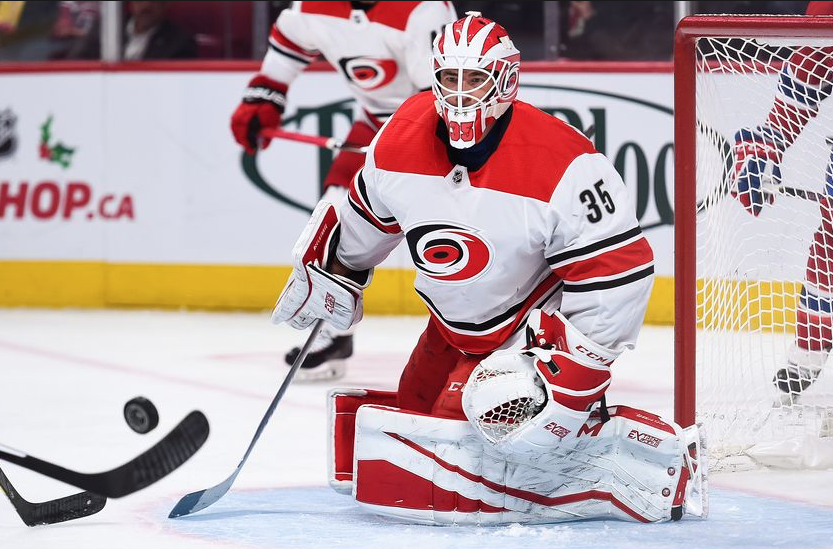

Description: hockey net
[676,16,833,471]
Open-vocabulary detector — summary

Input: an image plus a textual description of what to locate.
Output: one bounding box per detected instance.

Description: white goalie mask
[431,12,521,149]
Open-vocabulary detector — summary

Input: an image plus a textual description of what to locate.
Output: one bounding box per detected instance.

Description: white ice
[0,309,832,549]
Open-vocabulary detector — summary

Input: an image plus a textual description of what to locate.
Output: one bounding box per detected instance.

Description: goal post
[674,15,833,470]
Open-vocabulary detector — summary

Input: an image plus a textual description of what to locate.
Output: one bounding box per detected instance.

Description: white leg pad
[352,405,693,525]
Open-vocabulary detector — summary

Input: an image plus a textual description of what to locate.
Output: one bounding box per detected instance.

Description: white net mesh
[695,34,833,469]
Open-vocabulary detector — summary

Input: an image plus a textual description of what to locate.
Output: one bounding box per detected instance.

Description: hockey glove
[730,125,785,216]
[272,201,371,331]
[230,75,287,154]
[463,309,619,454]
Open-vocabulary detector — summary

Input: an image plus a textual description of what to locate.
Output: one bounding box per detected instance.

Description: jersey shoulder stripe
[366,1,423,31]
[298,1,426,31]
[299,1,351,18]
[373,91,454,176]
[467,101,597,203]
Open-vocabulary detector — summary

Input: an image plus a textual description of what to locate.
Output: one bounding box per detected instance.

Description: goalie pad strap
[327,388,399,493]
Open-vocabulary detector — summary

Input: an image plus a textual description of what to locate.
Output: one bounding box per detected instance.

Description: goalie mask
[432,12,520,149]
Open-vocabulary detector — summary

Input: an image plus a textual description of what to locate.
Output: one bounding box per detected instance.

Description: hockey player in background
[272,12,707,524]
[230,1,456,380]
[729,2,833,402]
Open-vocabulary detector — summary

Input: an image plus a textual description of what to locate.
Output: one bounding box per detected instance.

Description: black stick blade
[0,466,106,526]
[25,491,107,527]
[104,410,210,497]
[0,411,209,498]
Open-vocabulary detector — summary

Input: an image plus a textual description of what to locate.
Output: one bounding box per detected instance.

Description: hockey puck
[123,396,159,434]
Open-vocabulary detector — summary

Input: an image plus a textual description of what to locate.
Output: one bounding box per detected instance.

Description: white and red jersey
[336,92,655,355]
[260,1,456,125]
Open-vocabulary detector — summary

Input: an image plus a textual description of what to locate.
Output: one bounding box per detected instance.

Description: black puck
[123,396,159,434]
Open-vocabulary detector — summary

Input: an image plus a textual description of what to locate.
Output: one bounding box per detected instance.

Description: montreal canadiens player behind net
[273,12,708,524]
[231,1,456,381]
[728,4,833,404]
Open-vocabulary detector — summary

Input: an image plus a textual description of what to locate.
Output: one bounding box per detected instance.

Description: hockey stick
[697,182,825,214]
[0,465,106,526]
[695,122,826,214]
[168,319,325,518]
[260,128,369,153]
[0,411,209,498]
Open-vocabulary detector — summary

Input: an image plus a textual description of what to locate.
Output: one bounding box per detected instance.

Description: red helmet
[432,12,521,149]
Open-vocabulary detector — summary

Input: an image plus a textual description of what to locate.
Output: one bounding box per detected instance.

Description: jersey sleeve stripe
[553,238,654,282]
[356,171,398,224]
[546,226,643,267]
[562,265,654,293]
[269,24,319,59]
[348,171,402,235]
[268,41,314,65]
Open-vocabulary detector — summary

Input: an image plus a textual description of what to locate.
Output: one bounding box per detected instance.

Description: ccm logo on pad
[324,293,335,314]
[627,429,662,448]
[575,344,613,365]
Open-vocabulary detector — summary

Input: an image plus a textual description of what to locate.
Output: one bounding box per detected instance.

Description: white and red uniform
[336,91,655,415]
[261,1,456,189]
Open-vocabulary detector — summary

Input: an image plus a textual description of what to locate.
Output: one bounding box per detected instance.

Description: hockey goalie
[272,12,708,525]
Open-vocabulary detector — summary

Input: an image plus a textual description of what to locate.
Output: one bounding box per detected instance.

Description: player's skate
[671,423,708,521]
[285,325,352,381]
[773,344,827,405]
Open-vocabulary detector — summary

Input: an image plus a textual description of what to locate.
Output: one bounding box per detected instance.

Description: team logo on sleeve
[337,57,398,90]
[406,223,494,283]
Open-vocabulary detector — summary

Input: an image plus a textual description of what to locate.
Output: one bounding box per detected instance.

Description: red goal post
[674,15,833,468]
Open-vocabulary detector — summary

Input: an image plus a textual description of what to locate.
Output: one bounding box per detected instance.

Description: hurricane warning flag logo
[406,223,494,283]
[337,57,398,90]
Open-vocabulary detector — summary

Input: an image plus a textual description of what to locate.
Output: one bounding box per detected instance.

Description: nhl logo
[0,108,17,160]
[451,169,463,184]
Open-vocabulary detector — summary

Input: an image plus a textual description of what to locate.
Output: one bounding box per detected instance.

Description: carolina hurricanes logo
[337,56,398,90]
[406,223,494,283]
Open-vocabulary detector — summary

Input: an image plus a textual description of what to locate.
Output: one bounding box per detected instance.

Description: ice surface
[0,309,831,549]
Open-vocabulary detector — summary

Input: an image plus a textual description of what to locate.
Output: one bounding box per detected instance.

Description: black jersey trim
[415,281,563,333]
[547,226,643,266]
[268,42,312,65]
[562,266,654,293]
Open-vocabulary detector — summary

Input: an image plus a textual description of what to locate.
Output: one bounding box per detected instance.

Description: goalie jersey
[262,1,456,123]
[337,92,655,355]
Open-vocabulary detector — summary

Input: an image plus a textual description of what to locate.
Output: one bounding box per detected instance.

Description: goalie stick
[0,465,106,526]
[0,410,209,499]
[168,319,324,518]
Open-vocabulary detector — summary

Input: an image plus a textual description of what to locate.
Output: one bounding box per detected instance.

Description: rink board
[2,63,678,321]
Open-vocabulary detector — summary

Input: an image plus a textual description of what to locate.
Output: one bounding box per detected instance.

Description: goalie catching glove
[463,309,619,454]
[272,201,371,331]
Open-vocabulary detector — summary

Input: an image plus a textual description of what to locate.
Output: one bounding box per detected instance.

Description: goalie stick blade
[0,466,106,527]
[168,471,238,518]
[0,411,209,498]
